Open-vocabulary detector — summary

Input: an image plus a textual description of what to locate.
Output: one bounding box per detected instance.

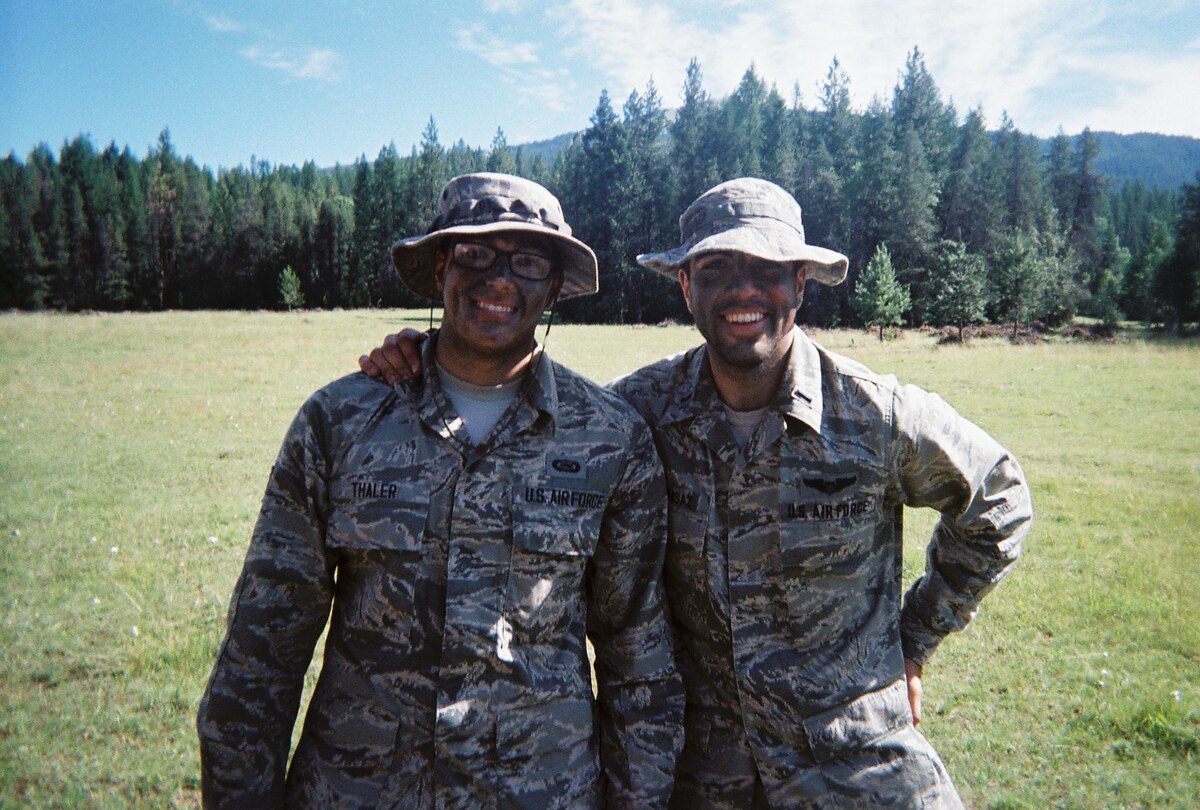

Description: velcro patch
[545,453,587,480]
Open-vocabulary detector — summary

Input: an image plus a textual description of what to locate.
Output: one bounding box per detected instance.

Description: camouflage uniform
[611,328,1032,809]
[198,335,684,809]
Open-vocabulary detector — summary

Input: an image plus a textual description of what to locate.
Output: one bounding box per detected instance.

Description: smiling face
[433,232,562,379]
[680,251,806,372]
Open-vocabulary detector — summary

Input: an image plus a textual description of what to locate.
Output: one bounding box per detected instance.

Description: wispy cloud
[203,14,244,33]
[452,22,570,111]
[547,0,1200,136]
[483,0,526,12]
[241,47,345,83]
[453,23,540,67]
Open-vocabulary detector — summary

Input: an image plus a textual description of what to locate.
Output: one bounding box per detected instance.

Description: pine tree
[1068,128,1108,299]
[892,47,957,185]
[487,128,518,175]
[928,240,988,341]
[718,66,769,178]
[940,108,1002,255]
[315,195,355,307]
[279,265,304,310]
[670,58,721,216]
[558,90,635,323]
[852,244,911,340]
[990,229,1049,338]
[1121,218,1171,322]
[1153,173,1200,331]
[623,81,684,323]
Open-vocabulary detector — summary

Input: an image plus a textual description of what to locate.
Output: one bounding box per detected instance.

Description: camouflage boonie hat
[637,178,849,286]
[391,172,599,301]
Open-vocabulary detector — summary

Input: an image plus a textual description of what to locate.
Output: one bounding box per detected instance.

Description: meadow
[0,309,1196,808]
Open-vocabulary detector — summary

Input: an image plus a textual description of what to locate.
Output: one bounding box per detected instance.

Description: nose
[482,252,517,283]
[725,265,760,294]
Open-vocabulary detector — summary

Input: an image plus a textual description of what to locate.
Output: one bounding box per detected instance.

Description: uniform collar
[411,332,559,450]
[659,326,823,437]
[775,327,824,436]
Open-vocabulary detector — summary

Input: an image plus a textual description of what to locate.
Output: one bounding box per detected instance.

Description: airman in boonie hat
[637,177,848,286]
[391,172,598,301]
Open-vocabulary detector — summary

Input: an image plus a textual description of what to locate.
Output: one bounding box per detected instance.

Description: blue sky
[3,0,1199,171]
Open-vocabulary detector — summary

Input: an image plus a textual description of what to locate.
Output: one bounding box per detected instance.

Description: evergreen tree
[622,81,684,322]
[995,114,1051,235]
[0,154,49,308]
[891,47,957,185]
[718,66,768,178]
[799,58,858,326]
[888,125,940,321]
[315,195,355,307]
[1068,128,1108,299]
[486,128,518,175]
[928,240,988,340]
[852,244,910,340]
[558,90,636,323]
[1045,129,1076,227]
[940,108,1002,254]
[990,229,1048,337]
[761,85,798,190]
[279,265,304,309]
[670,58,721,216]
[1121,218,1171,321]
[1154,173,1200,331]
[374,143,410,305]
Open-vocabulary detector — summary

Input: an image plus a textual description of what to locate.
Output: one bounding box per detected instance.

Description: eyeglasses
[451,242,553,281]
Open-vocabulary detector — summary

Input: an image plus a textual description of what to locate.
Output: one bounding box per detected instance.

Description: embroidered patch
[546,453,587,480]
[803,475,857,495]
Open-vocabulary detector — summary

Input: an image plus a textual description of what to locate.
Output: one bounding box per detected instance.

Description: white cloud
[547,0,1199,136]
[483,0,526,12]
[451,23,570,111]
[241,46,345,83]
[453,23,540,67]
[203,14,244,33]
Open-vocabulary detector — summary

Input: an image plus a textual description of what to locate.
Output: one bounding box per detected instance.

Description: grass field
[1,310,1197,808]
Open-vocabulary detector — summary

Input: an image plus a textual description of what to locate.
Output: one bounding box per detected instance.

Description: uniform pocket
[326,498,427,554]
[801,683,948,807]
[665,469,709,555]
[293,673,401,775]
[325,500,427,642]
[507,487,602,642]
[493,696,601,809]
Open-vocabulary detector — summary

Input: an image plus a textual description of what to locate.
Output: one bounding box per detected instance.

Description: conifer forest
[3,51,1198,331]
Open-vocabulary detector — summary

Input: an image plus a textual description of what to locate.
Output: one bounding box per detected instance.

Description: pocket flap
[801,680,912,762]
[326,500,426,553]
[511,486,604,557]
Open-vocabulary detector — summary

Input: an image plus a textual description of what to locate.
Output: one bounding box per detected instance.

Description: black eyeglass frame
[450,241,555,282]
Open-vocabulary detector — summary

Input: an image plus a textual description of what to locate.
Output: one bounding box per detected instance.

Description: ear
[678,266,694,314]
[795,264,808,295]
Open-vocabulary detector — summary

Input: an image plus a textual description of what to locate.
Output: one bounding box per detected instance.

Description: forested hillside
[2,49,1198,329]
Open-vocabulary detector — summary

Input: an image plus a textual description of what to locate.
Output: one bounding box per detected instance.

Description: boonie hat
[391,172,599,301]
[637,178,848,286]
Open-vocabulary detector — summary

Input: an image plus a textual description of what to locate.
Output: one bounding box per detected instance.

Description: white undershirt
[723,402,770,450]
[436,362,522,446]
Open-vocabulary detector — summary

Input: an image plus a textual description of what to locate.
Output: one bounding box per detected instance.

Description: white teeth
[479,302,515,313]
[725,312,763,324]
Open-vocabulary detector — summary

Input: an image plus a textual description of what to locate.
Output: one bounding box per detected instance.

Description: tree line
[2,49,1197,332]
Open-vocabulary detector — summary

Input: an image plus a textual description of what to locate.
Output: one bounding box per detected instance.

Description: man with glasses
[360,177,1032,808]
[198,173,683,809]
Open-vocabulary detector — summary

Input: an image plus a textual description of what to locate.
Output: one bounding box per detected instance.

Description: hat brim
[392,222,599,302]
[636,220,848,286]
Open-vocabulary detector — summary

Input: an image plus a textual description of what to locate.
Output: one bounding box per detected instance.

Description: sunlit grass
[1,310,1197,807]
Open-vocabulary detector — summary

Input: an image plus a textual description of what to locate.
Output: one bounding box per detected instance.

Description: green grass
[1,311,1197,808]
